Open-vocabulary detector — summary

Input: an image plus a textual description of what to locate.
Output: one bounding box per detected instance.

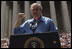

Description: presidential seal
[24,37,45,48]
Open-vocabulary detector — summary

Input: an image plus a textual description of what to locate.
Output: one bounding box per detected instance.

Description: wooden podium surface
[9,32,61,48]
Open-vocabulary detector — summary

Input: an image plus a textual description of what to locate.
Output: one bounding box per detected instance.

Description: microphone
[29,22,38,34]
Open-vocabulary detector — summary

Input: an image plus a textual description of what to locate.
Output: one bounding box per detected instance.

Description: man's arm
[14,13,25,34]
[49,19,58,32]
[15,13,25,28]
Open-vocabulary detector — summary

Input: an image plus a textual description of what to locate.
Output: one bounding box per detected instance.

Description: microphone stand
[30,22,37,34]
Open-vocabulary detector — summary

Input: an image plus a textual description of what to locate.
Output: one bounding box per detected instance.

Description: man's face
[30,5,42,18]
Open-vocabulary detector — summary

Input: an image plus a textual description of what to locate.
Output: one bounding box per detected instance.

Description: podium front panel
[9,32,61,48]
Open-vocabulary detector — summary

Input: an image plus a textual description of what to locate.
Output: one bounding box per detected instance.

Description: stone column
[49,1,58,27]
[5,4,9,37]
[61,1,71,32]
[9,9,12,37]
[25,1,30,21]
[1,1,6,38]
[12,1,18,35]
[36,1,41,4]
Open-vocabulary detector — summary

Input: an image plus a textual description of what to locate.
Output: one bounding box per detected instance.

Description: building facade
[1,1,71,38]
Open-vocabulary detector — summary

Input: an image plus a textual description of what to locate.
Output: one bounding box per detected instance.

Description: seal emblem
[24,37,44,48]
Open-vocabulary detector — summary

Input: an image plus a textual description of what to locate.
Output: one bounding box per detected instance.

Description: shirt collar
[40,16,45,22]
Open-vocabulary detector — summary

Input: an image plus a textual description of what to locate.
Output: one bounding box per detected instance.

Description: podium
[9,32,61,48]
